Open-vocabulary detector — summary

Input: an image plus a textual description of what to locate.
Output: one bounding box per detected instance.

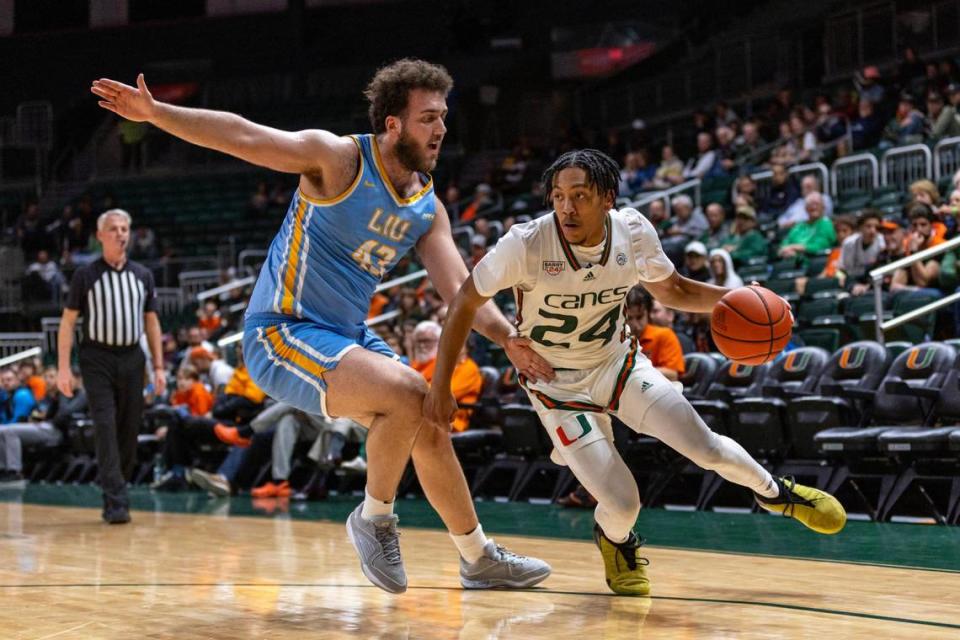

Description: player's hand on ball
[422,387,456,433]
[504,332,555,383]
[91,73,157,122]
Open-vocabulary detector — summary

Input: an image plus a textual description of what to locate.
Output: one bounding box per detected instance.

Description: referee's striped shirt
[65,258,157,347]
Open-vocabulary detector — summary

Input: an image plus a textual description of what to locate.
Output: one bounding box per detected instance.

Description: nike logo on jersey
[583,271,596,282]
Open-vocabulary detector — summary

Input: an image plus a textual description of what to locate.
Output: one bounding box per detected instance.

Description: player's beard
[396,129,434,173]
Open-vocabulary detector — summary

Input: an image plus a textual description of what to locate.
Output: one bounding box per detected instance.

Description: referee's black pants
[80,343,145,507]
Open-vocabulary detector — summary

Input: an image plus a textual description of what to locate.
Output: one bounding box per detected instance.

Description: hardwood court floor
[1,487,959,639]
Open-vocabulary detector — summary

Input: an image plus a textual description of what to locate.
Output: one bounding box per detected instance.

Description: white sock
[756,475,779,499]
[360,487,394,520]
[451,524,488,564]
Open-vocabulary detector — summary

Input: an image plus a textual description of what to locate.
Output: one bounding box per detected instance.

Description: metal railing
[749,163,829,205]
[196,276,256,302]
[40,317,82,355]
[831,153,879,198]
[237,249,268,276]
[881,144,932,192]
[0,333,45,361]
[629,179,701,216]
[868,234,960,343]
[0,347,42,369]
[179,270,222,301]
[155,288,185,318]
[933,136,960,183]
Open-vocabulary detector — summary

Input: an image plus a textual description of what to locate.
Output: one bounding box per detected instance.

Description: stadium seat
[470,404,557,500]
[797,298,840,327]
[797,327,841,352]
[813,342,956,518]
[689,360,768,436]
[804,277,842,299]
[679,352,719,400]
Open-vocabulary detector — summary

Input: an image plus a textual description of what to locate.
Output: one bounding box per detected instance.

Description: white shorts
[522,340,676,463]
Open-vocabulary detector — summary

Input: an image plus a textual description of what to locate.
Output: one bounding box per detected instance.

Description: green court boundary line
[1,582,958,630]
[11,498,960,575]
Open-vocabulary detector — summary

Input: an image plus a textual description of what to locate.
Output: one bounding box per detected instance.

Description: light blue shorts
[243,317,398,417]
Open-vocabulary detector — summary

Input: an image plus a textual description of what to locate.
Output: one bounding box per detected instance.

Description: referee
[57,209,166,524]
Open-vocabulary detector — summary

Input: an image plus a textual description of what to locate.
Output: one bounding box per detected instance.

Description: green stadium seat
[797,298,840,326]
[797,327,840,352]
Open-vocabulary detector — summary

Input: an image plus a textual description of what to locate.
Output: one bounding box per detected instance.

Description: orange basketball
[711,286,793,365]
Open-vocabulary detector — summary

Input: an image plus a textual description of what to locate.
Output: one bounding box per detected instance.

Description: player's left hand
[504,333,555,383]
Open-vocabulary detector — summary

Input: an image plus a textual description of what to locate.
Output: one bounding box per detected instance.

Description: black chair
[470,404,554,500]
[690,360,769,436]
[451,367,506,487]
[813,342,956,519]
[679,353,719,400]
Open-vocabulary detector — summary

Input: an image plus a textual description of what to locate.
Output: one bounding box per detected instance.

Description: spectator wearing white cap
[679,241,711,282]
[665,195,709,240]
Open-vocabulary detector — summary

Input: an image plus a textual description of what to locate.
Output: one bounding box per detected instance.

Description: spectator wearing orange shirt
[18,360,46,403]
[410,320,482,432]
[171,365,213,417]
[624,287,685,381]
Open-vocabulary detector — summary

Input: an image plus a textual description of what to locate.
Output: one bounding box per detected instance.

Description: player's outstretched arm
[422,277,488,431]
[91,73,343,175]
[643,271,729,313]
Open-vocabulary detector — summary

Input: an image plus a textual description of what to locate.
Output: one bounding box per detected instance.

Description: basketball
[711,286,793,365]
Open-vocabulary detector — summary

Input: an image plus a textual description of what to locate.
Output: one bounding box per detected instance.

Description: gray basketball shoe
[460,540,552,589]
[346,503,407,593]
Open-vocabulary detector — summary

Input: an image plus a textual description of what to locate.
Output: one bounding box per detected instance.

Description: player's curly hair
[541,149,621,205]
[364,58,453,134]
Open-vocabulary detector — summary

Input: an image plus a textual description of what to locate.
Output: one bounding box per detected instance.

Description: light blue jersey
[246,133,437,332]
[243,133,437,416]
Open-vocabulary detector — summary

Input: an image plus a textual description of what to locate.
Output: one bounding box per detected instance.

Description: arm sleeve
[65,267,87,311]
[623,208,676,283]
[472,226,531,297]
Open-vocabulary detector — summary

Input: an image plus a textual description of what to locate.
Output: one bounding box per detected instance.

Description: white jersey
[473,208,675,369]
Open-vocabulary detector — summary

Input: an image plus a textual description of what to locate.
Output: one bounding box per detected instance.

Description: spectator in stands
[0,368,36,425]
[925,90,960,139]
[947,83,960,112]
[16,203,50,259]
[855,66,886,106]
[25,250,66,303]
[459,183,499,223]
[881,93,925,148]
[722,205,769,265]
[708,249,744,289]
[891,203,944,293]
[700,203,731,250]
[844,210,887,296]
[899,48,926,92]
[624,287,685,381]
[735,121,767,169]
[184,346,234,391]
[733,174,758,204]
[172,365,214,417]
[0,366,87,485]
[682,132,719,179]
[470,234,488,267]
[197,300,224,334]
[714,101,739,127]
[129,226,157,260]
[179,327,215,365]
[647,144,684,189]
[646,199,669,235]
[778,192,837,258]
[409,320,482,432]
[761,163,800,218]
[17,359,45,403]
[619,151,653,196]
[665,195,708,240]
[647,298,697,354]
[788,112,818,163]
[796,214,857,295]
[248,403,326,498]
[680,241,711,282]
[909,179,943,211]
[937,188,960,238]
[715,126,738,173]
[814,101,847,147]
[849,99,884,151]
[779,174,834,230]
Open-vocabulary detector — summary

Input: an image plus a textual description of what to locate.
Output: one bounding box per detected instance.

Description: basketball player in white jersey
[423,149,846,595]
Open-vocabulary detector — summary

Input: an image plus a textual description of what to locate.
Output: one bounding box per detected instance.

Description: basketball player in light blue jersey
[92,59,552,593]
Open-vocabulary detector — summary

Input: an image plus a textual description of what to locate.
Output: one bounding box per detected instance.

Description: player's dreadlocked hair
[540,149,621,205]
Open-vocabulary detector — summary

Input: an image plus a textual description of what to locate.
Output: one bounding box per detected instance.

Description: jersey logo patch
[583,271,596,282]
[543,261,565,276]
[616,252,627,266]
[640,381,653,392]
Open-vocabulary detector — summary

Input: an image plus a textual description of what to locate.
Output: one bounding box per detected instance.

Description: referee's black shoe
[102,500,131,525]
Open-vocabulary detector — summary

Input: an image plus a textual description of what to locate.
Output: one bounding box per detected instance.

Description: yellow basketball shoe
[593,524,651,596]
[755,476,847,534]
